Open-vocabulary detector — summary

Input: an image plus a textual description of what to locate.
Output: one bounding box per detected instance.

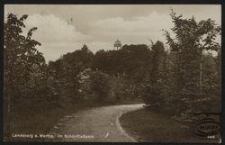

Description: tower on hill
[114,39,122,50]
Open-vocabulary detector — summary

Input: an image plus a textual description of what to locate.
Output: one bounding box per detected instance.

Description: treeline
[4,10,221,127]
[32,44,156,106]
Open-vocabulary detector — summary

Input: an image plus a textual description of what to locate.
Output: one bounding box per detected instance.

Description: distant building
[114,39,122,50]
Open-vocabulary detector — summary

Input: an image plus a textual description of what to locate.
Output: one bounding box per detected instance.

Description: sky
[4,5,221,62]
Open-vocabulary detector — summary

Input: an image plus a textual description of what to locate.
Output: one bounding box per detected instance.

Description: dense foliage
[4,13,46,139]
[163,10,221,118]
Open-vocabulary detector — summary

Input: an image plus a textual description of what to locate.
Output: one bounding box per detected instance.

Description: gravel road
[49,103,144,142]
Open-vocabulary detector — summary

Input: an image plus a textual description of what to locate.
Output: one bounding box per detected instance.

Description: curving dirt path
[49,104,144,142]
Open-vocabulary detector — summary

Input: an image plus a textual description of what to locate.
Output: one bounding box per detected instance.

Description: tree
[45,45,94,106]
[200,53,221,112]
[142,41,167,106]
[4,13,45,140]
[164,10,221,115]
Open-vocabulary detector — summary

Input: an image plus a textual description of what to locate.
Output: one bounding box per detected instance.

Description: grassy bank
[119,108,220,143]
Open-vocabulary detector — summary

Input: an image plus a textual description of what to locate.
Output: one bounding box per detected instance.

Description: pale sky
[4,5,221,62]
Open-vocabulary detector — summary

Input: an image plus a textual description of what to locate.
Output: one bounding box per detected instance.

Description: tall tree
[4,13,45,140]
[164,10,221,114]
[142,41,167,106]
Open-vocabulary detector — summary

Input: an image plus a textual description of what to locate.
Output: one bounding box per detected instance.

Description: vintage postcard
[3,3,221,143]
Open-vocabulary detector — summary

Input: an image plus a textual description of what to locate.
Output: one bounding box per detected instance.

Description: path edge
[115,111,138,142]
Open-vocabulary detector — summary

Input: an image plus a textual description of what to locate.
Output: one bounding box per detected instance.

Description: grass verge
[119,108,220,143]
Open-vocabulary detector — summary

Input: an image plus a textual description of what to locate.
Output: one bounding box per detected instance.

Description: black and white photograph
[3,4,221,142]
